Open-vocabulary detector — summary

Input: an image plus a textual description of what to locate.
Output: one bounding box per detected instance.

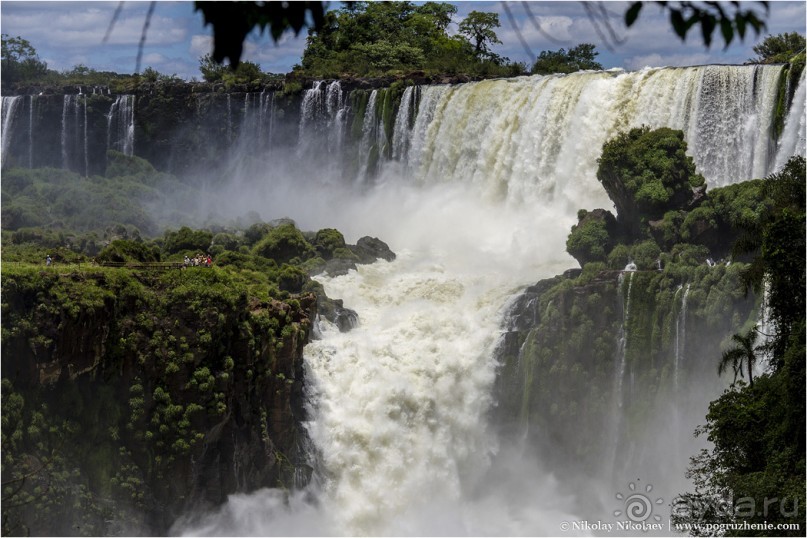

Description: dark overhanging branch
[502,2,535,62]
[135,2,157,74]
[102,1,125,44]
[521,1,567,45]
[102,0,156,74]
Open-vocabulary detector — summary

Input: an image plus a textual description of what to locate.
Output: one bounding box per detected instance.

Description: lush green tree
[299,2,515,77]
[252,223,315,264]
[566,209,617,266]
[198,54,263,83]
[532,43,603,75]
[735,157,806,360]
[458,11,502,59]
[597,126,706,240]
[1,34,49,86]
[718,326,763,388]
[750,32,805,63]
[162,227,213,255]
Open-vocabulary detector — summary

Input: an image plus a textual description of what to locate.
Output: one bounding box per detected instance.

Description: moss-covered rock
[566,208,618,266]
[597,126,706,240]
[0,264,316,535]
[494,262,758,478]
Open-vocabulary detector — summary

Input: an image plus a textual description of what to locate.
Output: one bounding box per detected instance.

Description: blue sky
[1,1,805,79]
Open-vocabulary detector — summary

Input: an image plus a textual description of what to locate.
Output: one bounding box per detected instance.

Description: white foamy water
[177,65,804,536]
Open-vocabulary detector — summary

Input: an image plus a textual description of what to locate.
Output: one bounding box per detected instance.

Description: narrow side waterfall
[674,284,691,393]
[61,95,70,169]
[776,68,807,169]
[28,95,35,168]
[82,94,88,176]
[615,271,635,408]
[1,95,22,165]
[107,95,135,156]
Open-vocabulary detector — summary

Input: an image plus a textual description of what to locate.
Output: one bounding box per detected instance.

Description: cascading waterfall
[391,86,416,161]
[356,89,379,182]
[299,80,325,139]
[754,279,775,376]
[107,95,135,157]
[226,93,233,143]
[615,270,635,408]
[382,66,793,208]
[83,94,89,176]
[1,65,803,535]
[674,284,691,394]
[28,95,35,168]
[62,92,89,176]
[775,68,807,169]
[1,95,22,165]
[61,95,70,169]
[178,65,805,536]
[326,81,349,160]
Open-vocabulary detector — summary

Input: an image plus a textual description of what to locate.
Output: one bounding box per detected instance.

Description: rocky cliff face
[493,262,758,480]
[1,265,315,535]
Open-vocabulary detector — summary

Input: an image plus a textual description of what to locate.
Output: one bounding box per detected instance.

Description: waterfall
[325,81,349,158]
[674,284,691,393]
[83,94,89,176]
[226,94,233,142]
[299,81,325,136]
[775,68,807,169]
[356,89,379,182]
[28,95,35,168]
[262,91,276,148]
[615,271,635,408]
[1,96,22,166]
[165,64,803,536]
[373,66,792,208]
[61,95,70,169]
[107,95,135,156]
[391,86,415,161]
[755,279,775,376]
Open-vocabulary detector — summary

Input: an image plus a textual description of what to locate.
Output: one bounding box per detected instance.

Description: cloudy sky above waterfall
[1,1,805,78]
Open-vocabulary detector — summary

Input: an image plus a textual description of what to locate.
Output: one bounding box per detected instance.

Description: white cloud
[190,34,213,57]
[142,52,167,65]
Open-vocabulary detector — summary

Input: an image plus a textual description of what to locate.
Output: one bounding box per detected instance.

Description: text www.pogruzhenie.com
[673,521,802,534]
[560,520,802,533]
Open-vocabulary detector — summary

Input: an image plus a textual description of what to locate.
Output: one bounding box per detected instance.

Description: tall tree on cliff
[458,11,503,60]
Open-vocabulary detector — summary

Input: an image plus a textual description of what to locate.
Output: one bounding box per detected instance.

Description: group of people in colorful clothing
[184,254,212,267]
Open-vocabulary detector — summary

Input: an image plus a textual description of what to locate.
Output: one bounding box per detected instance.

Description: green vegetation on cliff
[1,262,314,535]
[675,156,806,535]
[299,2,525,78]
[563,124,805,534]
[531,43,603,75]
[0,151,396,535]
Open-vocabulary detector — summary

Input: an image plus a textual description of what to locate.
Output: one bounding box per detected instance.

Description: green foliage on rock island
[557,125,805,534]
[0,152,396,535]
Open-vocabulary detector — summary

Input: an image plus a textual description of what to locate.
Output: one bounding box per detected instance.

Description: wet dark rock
[350,236,396,264]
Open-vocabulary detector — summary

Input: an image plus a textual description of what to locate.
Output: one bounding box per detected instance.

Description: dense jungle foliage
[0,148,398,535]
[297,2,525,77]
[566,126,805,535]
